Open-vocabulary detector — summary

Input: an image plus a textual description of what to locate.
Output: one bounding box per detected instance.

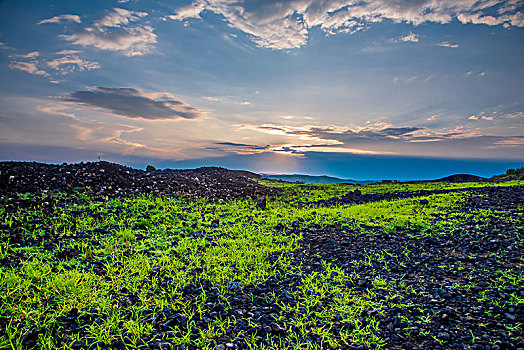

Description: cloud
[63,87,204,120]
[438,41,459,48]
[245,121,490,156]
[10,51,40,59]
[38,14,81,25]
[272,144,387,156]
[8,50,99,78]
[170,0,524,49]
[216,142,270,149]
[58,8,156,56]
[8,61,49,76]
[491,137,524,147]
[458,12,504,26]
[469,111,499,121]
[504,112,524,118]
[94,7,147,28]
[399,32,420,42]
[426,115,438,121]
[254,123,424,142]
[213,142,271,154]
[46,52,100,73]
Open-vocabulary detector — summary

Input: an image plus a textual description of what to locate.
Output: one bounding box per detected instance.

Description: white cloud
[426,115,438,121]
[458,12,504,26]
[438,41,459,48]
[56,50,80,55]
[10,51,40,59]
[469,114,495,120]
[46,53,100,73]
[95,7,147,28]
[170,0,524,49]
[8,61,49,76]
[61,26,156,56]
[8,50,99,78]
[38,14,81,25]
[400,32,419,42]
[59,8,156,56]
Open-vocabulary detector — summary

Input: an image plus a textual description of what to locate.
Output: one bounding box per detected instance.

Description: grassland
[1,177,523,349]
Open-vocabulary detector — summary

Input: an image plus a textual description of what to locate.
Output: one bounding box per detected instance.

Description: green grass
[1,180,522,349]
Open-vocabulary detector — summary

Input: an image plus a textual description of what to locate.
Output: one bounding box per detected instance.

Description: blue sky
[0,0,523,179]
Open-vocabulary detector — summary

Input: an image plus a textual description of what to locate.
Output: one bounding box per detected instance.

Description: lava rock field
[0,161,522,350]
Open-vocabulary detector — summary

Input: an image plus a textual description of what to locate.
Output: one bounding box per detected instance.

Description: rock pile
[0,161,282,200]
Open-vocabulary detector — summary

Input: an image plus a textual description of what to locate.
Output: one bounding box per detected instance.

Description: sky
[0,0,523,180]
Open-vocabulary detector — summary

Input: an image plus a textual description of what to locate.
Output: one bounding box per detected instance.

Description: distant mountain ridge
[261,174,375,185]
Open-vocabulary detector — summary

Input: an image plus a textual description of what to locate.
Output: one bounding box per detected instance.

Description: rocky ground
[0,161,522,350]
[298,185,524,349]
[0,161,281,200]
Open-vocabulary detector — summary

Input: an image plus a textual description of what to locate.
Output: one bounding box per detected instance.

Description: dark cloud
[64,87,203,120]
[215,142,270,150]
[258,125,426,143]
[379,127,422,136]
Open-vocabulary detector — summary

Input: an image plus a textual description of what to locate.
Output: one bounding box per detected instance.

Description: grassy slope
[1,180,523,349]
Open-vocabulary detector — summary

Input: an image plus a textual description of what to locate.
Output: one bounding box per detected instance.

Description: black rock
[256,195,267,209]
[438,332,451,341]
[111,339,126,350]
[146,165,156,172]
[173,312,188,326]
[71,340,86,349]
[21,328,41,348]
[228,281,241,291]
[151,265,161,274]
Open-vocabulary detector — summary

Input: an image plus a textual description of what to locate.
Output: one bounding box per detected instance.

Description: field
[1,162,523,350]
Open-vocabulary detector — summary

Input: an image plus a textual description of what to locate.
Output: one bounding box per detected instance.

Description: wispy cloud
[213,142,270,154]
[272,144,388,156]
[38,14,81,25]
[170,0,524,49]
[63,87,204,120]
[469,114,495,120]
[47,52,100,74]
[58,8,156,56]
[10,51,40,59]
[8,50,99,78]
[438,41,459,48]
[504,112,524,118]
[94,7,147,28]
[8,61,49,76]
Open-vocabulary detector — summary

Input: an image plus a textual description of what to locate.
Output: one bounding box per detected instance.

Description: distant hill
[261,174,374,185]
[432,174,488,183]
